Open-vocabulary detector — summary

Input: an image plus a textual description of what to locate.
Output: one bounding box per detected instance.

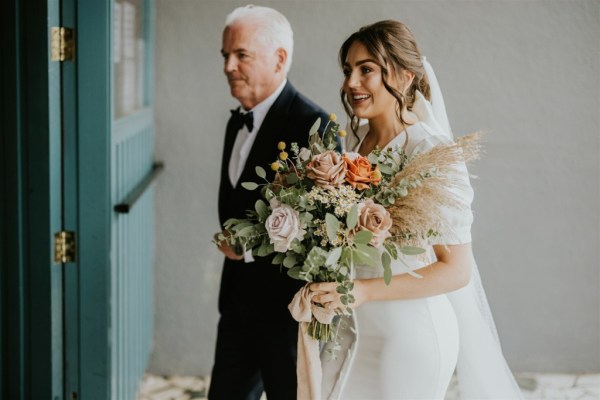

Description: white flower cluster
[306,184,361,218]
[312,219,345,247]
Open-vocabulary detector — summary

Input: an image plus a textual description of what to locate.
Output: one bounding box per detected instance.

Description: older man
[211,5,328,400]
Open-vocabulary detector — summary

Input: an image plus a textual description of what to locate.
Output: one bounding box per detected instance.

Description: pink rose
[306,150,346,190]
[266,200,306,252]
[356,199,392,247]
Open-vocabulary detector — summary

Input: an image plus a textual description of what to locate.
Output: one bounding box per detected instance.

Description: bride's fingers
[312,293,339,304]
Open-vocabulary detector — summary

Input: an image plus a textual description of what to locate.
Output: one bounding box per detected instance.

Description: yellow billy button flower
[338,129,347,138]
[271,161,281,171]
[329,113,337,121]
[277,141,286,151]
[279,151,289,161]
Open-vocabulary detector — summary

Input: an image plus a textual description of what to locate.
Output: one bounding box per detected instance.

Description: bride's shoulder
[405,122,452,157]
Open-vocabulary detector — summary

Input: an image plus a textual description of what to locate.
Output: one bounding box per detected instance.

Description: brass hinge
[54,231,76,263]
[50,27,75,61]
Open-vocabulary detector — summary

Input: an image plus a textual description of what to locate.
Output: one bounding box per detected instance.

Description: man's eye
[239,53,248,60]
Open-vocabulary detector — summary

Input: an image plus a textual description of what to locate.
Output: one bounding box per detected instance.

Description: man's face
[221,22,282,110]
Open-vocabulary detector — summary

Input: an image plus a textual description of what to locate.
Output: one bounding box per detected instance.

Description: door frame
[1,0,64,398]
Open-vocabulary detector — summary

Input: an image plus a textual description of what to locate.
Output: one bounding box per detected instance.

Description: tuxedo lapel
[220,108,242,189]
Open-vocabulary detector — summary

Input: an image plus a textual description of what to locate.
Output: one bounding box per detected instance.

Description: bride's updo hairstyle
[340,20,431,136]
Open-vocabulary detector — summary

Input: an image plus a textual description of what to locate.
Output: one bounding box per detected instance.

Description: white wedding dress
[319,87,523,399]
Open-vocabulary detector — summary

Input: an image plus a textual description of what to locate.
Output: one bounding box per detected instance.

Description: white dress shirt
[227,79,287,262]
[228,79,287,187]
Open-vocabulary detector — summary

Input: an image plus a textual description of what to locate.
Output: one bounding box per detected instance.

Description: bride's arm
[310,242,473,309]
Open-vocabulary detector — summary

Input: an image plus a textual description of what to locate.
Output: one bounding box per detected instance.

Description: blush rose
[356,199,392,248]
[306,150,346,190]
[265,199,306,252]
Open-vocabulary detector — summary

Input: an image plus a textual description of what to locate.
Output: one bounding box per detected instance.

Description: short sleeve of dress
[408,131,474,246]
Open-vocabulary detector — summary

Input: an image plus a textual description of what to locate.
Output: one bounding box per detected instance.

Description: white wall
[151,0,599,374]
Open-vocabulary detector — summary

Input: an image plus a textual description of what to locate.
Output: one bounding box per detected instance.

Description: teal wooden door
[110,1,156,398]
[64,0,156,398]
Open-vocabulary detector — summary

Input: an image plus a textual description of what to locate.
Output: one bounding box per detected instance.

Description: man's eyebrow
[221,48,250,56]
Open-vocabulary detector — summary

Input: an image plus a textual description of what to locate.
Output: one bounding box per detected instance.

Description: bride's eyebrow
[355,59,377,66]
[344,59,377,68]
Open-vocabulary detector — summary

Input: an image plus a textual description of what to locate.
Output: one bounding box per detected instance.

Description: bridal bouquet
[216,114,480,342]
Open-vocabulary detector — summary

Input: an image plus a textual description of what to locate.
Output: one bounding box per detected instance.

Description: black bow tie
[230,109,254,132]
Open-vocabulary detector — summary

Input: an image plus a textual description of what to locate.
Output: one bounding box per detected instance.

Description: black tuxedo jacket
[218,81,328,319]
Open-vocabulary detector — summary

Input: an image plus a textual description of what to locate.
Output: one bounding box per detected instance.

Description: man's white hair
[225,5,294,73]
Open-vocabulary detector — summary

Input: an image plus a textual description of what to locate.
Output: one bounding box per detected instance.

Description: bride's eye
[343,69,351,77]
[361,66,372,74]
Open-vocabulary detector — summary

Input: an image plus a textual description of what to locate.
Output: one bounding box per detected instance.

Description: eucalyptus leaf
[255,200,268,220]
[351,248,376,268]
[325,213,340,243]
[326,247,342,266]
[256,242,270,257]
[354,243,380,267]
[287,267,303,280]
[241,182,259,191]
[400,246,426,256]
[237,225,257,237]
[232,221,253,231]
[272,253,285,265]
[384,242,398,259]
[300,212,313,223]
[346,204,359,230]
[255,166,266,179]
[283,253,298,268]
[379,164,394,175]
[309,117,321,135]
[353,230,373,245]
[381,252,392,285]
[336,286,348,294]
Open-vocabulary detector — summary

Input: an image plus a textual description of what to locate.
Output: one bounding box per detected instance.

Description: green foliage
[353,230,373,245]
[241,182,258,190]
[400,246,426,256]
[255,166,266,179]
[325,213,340,243]
[346,204,358,230]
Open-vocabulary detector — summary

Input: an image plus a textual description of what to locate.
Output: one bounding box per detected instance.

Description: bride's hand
[309,280,368,311]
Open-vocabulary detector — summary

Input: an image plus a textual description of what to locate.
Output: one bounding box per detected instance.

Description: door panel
[112,114,154,399]
[69,0,156,398]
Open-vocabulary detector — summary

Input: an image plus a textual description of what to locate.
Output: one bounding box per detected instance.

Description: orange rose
[343,152,381,190]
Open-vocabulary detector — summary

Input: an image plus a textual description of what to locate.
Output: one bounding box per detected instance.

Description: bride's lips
[350,93,371,107]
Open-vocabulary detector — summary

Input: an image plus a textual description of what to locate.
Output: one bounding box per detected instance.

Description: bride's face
[342,41,399,121]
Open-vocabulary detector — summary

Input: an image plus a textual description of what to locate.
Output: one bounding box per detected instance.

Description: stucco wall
[151,0,599,374]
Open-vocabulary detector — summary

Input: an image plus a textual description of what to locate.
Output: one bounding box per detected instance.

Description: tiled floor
[137,373,600,400]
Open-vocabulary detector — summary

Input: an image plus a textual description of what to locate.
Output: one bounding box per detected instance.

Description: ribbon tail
[297,321,322,400]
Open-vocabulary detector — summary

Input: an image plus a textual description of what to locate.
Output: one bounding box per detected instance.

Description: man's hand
[214,231,244,260]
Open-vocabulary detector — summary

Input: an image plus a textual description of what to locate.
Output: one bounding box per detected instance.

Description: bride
[308,20,523,399]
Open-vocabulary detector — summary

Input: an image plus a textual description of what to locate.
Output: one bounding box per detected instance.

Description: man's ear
[275,48,288,72]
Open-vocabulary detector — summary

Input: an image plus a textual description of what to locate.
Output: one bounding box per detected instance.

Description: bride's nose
[346,71,360,89]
